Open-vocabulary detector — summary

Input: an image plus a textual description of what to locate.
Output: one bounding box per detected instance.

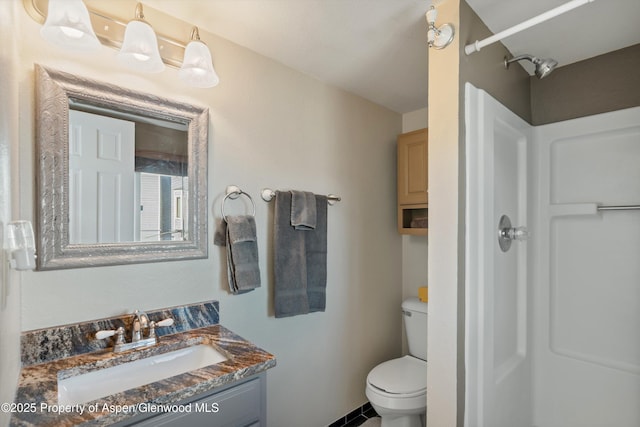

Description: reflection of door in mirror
[69,109,189,244]
[69,110,135,244]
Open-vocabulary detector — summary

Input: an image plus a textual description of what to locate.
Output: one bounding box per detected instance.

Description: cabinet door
[397,128,428,205]
[130,376,263,427]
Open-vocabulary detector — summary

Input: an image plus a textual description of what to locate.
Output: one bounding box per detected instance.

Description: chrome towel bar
[597,204,640,211]
[260,188,341,205]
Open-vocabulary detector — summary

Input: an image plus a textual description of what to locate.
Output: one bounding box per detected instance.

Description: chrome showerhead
[532,57,558,79]
[504,54,558,79]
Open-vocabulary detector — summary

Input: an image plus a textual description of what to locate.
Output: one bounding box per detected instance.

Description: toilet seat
[367,355,427,396]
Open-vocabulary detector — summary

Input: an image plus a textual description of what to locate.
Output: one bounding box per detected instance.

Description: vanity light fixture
[7,221,37,271]
[425,5,455,50]
[27,0,219,86]
[179,27,219,88]
[40,0,100,51]
[117,3,165,73]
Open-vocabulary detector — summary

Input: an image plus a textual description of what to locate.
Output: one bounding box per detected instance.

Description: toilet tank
[402,297,428,360]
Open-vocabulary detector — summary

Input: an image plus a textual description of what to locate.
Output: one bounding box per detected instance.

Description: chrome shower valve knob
[501,226,529,242]
[498,214,529,252]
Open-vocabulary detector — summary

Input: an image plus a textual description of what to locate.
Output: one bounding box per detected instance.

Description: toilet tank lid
[402,297,427,314]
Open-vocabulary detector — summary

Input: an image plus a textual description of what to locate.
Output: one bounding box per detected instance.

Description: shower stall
[464,83,640,427]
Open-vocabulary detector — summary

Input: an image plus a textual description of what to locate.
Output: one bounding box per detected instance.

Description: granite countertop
[10,302,276,426]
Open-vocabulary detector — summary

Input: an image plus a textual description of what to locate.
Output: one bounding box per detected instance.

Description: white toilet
[366,297,427,427]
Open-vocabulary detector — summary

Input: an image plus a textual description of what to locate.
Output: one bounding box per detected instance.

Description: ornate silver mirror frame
[35,65,209,270]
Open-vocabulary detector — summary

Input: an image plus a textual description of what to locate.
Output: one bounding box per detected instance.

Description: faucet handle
[95,327,125,344]
[154,318,174,328]
[149,317,174,338]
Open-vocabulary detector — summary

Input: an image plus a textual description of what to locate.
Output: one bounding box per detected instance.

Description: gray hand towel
[274,191,327,317]
[290,190,317,230]
[224,215,261,294]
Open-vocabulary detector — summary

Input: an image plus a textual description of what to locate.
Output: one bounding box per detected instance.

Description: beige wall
[400,108,429,356]
[427,0,461,425]
[402,108,428,134]
[401,107,429,303]
[10,6,404,427]
[0,3,22,426]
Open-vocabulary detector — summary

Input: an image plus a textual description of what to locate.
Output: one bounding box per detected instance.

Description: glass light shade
[117,20,165,73]
[40,0,100,51]
[7,220,36,271]
[179,40,219,88]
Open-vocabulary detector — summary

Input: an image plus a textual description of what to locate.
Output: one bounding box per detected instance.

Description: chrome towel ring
[221,185,256,221]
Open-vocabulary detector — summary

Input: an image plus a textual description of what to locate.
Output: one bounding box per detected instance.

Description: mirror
[35,65,209,270]
[67,101,189,244]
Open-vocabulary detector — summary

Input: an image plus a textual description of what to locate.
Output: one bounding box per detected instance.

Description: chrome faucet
[132,310,150,342]
[96,310,174,353]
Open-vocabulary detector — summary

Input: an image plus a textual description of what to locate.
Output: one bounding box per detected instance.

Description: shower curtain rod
[464,0,596,55]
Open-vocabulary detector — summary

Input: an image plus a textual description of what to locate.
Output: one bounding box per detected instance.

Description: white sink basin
[58,344,228,405]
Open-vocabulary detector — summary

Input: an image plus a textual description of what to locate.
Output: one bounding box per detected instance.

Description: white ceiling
[147,0,640,114]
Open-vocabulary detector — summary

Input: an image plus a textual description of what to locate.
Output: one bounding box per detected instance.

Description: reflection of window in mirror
[174,190,184,232]
[68,101,188,245]
[137,174,189,242]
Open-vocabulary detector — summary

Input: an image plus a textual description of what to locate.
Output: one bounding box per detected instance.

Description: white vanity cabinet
[115,373,266,427]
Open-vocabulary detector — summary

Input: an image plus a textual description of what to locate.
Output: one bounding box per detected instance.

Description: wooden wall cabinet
[397,128,428,235]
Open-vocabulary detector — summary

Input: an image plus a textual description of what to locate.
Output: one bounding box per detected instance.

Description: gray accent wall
[458,13,640,128]
[531,43,640,125]
[460,1,532,124]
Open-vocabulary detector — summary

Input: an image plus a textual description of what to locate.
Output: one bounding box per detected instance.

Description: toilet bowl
[365,298,428,427]
[366,355,426,427]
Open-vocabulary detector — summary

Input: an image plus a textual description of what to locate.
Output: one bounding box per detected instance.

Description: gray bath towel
[222,215,261,294]
[274,191,327,317]
[291,190,317,230]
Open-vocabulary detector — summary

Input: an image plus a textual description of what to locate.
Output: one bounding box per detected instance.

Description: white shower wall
[465,84,532,427]
[466,83,640,427]
[530,107,640,427]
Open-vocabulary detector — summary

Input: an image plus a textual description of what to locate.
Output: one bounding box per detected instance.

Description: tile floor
[327,402,379,427]
[356,416,381,426]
